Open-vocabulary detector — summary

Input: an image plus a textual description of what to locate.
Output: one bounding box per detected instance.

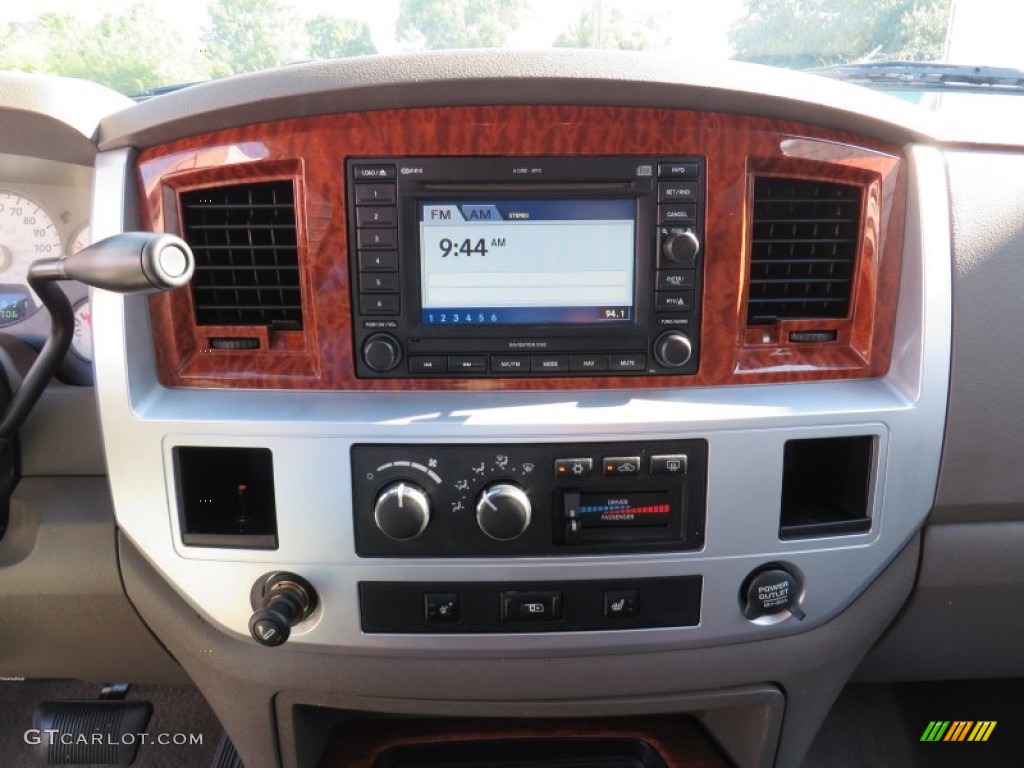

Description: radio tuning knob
[661,230,700,266]
[653,331,693,368]
[373,481,431,540]
[363,333,402,372]
[476,483,532,541]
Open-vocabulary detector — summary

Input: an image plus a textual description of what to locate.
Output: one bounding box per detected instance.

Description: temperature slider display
[562,490,680,545]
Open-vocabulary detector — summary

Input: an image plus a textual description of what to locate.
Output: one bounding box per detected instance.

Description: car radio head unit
[347,155,705,378]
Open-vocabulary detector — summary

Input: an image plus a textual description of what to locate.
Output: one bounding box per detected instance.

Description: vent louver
[747,177,861,325]
[181,181,302,330]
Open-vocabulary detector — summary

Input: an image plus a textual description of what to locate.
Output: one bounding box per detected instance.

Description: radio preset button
[448,355,487,373]
[491,355,531,373]
[651,454,688,476]
[603,457,642,476]
[358,250,398,272]
[357,228,397,249]
[658,182,699,202]
[609,354,646,372]
[360,294,400,315]
[657,162,700,179]
[531,355,569,373]
[355,206,397,227]
[354,182,396,204]
[409,355,447,374]
[657,270,696,290]
[555,458,594,478]
[656,291,695,312]
[359,273,400,293]
[569,354,609,372]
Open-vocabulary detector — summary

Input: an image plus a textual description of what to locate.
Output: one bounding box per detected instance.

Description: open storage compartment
[779,435,874,539]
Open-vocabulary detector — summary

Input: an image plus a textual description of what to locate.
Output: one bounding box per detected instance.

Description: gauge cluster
[0,154,93,383]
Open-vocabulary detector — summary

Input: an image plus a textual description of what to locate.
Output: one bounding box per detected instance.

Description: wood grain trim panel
[139,106,904,390]
[315,716,729,768]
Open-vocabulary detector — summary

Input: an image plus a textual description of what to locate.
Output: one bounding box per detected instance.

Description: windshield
[0,0,1020,104]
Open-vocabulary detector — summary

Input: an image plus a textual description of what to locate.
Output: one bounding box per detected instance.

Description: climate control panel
[352,440,707,557]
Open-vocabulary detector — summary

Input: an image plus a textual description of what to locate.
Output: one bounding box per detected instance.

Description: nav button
[570,354,609,372]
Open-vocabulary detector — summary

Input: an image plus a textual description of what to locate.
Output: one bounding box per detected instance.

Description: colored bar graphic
[921,720,996,742]
[968,721,997,742]
[921,721,950,741]
[944,721,973,741]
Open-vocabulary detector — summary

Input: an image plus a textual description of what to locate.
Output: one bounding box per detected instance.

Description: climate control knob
[373,481,431,540]
[661,230,700,266]
[363,333,402,372]
[653,331,693,368]
[476,483,532,540]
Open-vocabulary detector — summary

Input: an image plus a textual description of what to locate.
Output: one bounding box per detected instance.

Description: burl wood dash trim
[314,715,730,768]
[138,106,904,391]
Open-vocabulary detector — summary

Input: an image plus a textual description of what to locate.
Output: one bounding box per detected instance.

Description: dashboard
[1,52,1022,768]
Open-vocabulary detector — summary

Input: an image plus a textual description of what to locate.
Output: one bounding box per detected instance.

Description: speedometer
[0,191,61,326]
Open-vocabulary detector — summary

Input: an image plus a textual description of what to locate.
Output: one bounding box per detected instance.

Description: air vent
[181,181,302,330]
[747,177,861,325]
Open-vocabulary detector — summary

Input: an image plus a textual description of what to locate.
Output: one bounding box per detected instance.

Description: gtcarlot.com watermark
[25,729,203,747]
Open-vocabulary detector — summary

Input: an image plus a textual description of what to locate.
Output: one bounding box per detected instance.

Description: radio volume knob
[653,331,693,368]
[373,481,431,540]
[476,483,532,541]
[661,230,700,266]
[363,334,402,372]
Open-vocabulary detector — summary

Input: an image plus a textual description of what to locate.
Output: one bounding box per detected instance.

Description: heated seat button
[500,591,563,622]
[604,589,639,619]
[424,593,460,623]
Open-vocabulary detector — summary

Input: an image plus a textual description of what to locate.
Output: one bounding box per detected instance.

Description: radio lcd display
[418,199,636,325]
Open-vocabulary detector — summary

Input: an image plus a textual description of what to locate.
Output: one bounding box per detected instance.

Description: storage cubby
[779,436,873,539]
[173,446,278,548]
